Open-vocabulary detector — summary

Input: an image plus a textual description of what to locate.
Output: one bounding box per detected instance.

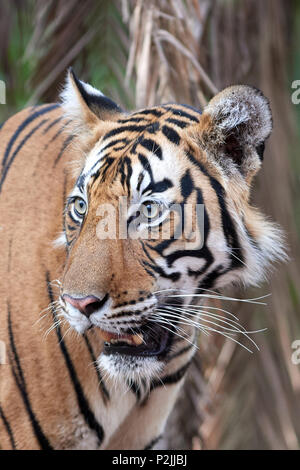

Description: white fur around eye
[53,232,67,248]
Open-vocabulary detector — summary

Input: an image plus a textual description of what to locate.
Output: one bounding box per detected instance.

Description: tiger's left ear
[197,85,272,180]
[60,68,124,135]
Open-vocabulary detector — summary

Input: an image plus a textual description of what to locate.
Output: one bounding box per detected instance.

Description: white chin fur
[98,352,164,385]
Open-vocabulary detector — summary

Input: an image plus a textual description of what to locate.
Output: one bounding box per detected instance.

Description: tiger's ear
[197,85,272,180]
[60,68,124,134]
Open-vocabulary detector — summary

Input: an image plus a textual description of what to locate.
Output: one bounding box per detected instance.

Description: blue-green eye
[74,197,87,217]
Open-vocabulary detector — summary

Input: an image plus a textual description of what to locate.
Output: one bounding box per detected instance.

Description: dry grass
[0,0,299,449]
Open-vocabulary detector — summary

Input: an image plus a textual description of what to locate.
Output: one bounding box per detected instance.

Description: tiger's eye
[74,197,87,216]
[142,201,160,219]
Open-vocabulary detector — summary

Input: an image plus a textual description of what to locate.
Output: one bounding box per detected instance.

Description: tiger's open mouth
[96,322,173,357]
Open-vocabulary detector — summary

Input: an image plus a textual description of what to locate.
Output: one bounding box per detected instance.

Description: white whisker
[163,305,265,336]
[151,313,199,349]
[154,308,261,350]
[167,293,269,305]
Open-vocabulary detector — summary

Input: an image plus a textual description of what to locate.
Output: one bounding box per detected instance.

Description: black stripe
[42,116,63,134]
[163,105,200,122]
[119,156,133,193]
[141,239,157,263]
[199,264,225,290]
[126,157,133,193]
[180,169,193,199]
[162,125,180,145]
[139,138,162,160]
[166,342,194,362]
[67,211,81,226]
[142,178,173,195]
[53,134,74,167]
[137,171,145,192]
[132,108,164,118]
[142,259,181,282]
[138,153,154,184]
[2,104,58,168]
[186,151,243,269]
[46,272,104,446]
[103,124,150,140]
[118,116,152,124]
[148,188,213,273]
[101,137,129,153]
[0,404,16,449]
[67,224,77,231]
[48,119,72,144]
[62,170,68,231]
[209,178,243,267]
[76,172,86,192]
[145,122,160,134]
[0,118,49,194]
[144,434,162,450]
[150,360,191,391]
[83,334,110,404]
[127,380,141,401]
[7,303,53,450]
[166,117,189,128]
[143,266,157,279]
[99,156,115,182]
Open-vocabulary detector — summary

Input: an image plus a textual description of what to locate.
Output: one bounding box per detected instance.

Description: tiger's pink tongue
[97,328,144,346]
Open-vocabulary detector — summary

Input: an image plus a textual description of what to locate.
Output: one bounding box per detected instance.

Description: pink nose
[63,294,108,317]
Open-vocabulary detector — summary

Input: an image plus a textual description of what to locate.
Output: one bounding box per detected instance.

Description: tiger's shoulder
[0,104,75,176]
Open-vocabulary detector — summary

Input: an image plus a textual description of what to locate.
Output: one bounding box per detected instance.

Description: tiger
[0,69,285,450]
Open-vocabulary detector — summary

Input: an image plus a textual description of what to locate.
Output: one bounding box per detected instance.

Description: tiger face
[57,70,284,381]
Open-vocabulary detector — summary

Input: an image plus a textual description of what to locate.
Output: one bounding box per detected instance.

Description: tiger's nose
[63,294,109,317]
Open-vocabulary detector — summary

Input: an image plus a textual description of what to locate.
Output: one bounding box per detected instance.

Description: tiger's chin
[95,321,175,382]
[97,353,165,384]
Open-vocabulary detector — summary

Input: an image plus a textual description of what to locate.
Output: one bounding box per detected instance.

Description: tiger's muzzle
[61,292,175,359]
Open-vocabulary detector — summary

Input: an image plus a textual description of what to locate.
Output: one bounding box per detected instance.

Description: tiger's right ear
[60,68,124,135]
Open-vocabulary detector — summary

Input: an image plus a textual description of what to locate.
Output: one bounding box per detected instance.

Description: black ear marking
[256,142,265,161]
[224,133,244,166]
[69,68,123,118]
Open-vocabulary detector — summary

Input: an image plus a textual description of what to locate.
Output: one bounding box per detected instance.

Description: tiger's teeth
[109,334,144,346]
[97,327,144,346]
[110,338,132,345]
[132,334,144,346]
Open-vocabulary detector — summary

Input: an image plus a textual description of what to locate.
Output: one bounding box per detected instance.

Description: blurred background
[0,0,300,450]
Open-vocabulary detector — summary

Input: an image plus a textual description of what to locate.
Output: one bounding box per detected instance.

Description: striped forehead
[76,104,201,193]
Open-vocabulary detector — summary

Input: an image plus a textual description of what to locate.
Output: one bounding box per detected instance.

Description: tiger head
[57,70,285,381]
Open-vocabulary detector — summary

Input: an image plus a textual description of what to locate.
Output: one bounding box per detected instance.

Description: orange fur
[0,78,285,450]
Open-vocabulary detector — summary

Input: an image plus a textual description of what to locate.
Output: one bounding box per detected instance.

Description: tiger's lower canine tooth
[132,334,144,346]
